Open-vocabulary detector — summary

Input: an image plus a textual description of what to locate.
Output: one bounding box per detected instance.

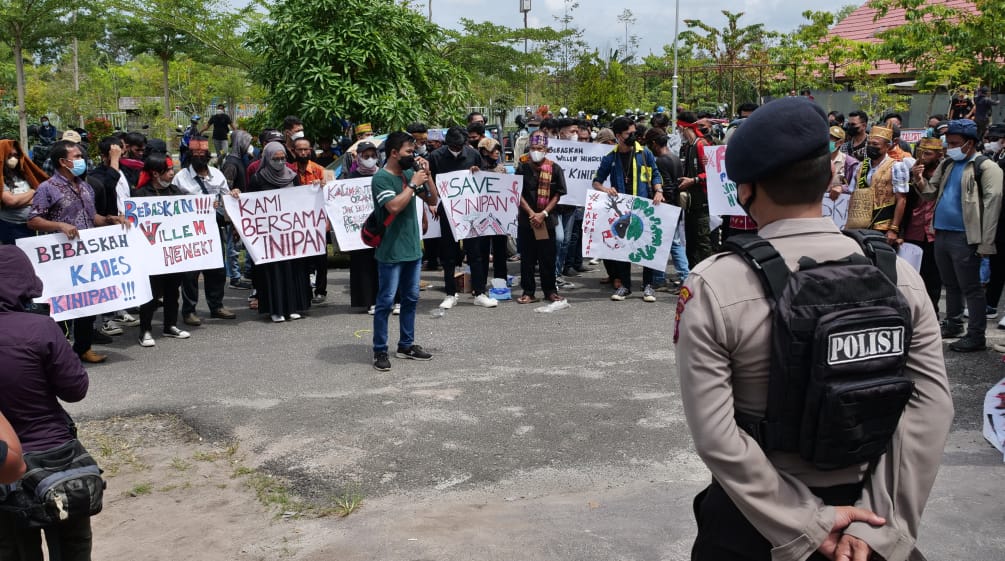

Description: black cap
[726,97,829,184]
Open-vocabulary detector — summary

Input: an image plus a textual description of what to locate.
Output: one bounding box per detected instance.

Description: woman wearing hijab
[247,142,312,323]
[0,139,48,244]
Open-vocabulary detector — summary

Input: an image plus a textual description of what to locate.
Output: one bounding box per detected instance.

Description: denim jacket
[593,143,663,199]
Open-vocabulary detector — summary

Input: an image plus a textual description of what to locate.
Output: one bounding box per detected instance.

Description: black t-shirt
[975,96,996,120]
[950,98,973,120]
[655,152,682,197]
[207,113,232,140]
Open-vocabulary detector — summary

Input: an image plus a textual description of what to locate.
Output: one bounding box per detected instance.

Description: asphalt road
[72,264,1005,561]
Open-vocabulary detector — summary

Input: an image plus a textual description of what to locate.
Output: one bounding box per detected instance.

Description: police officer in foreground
[675,97,953,561]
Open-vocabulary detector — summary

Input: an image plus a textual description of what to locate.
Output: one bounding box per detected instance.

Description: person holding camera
[0,245,93,560]
[371,132,439,372]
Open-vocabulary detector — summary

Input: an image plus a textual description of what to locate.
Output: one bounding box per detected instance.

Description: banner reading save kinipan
[123,194,224,274]
[16,226,154,322]
[223,185,328,264]
[436,170,522,240]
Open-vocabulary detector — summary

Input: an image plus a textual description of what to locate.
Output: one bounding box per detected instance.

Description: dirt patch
[78,414,332,561]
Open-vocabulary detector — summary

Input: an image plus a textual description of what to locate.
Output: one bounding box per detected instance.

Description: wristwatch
[542,210,549,218]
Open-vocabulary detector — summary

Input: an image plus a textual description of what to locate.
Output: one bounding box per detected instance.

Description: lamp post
[671,0,680,133]
[520,0,531,106]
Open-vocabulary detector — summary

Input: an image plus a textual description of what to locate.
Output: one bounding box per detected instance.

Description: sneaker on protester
[393,303,401,315]
[99,320,123,336]
[610,286,631,301]
[138,331,155,347]
[556,277,576,290]
[588,258,600,266]
[114,312,140,327]
[373,352,391,371]
[473,294,498,308]
[439,295,458,309]
[162,326,191,339]
[395,344,433,361]
[642,285,657,302]
[367,305,376,315]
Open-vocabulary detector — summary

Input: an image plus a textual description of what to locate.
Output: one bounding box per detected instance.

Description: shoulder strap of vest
[843,229,898,283]
[721,233,789,302]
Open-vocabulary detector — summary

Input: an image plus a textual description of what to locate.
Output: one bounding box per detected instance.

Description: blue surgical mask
[68,158,86,176]
[947,147,967,161]
[829,141,836,153]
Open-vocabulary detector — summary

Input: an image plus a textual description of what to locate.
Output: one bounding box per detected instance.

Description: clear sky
[426,0,859,57]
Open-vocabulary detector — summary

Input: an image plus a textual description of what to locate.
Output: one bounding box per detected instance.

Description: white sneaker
[115,312,140,327]
[392,303,401,315]
[367,305,375,315]
[289,313,302,320]
[271,314,285,323]
[163,326,190,339]
[642,285,657,303]
[588,258,600,265]
[138,331,155,347]
[439,295,458,309]
[473,294,499,308]
[99,320,123,336]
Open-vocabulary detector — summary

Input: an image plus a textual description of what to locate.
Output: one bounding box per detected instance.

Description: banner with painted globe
[581,191,682,269]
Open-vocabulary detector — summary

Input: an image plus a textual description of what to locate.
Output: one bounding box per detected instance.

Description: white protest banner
[436,170,521,240]
[704,145,746,216]
[122,194,224,274]
[897,242,924,272]
[581,190,682,270]
[17,226,153,322]
[822,193,850,230]
[321,177,373,253]
[547,139,611,206]
[982,377,1005,461]
[422,202,442,239]
[223,185,327,264]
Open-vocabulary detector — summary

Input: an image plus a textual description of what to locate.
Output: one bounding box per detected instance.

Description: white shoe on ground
[439,295,458,309]
[473,294,499,308]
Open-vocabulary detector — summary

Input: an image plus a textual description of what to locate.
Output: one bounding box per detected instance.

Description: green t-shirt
[371,168,422,263]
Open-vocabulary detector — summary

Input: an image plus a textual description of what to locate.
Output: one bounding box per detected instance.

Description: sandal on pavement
[516,294,538,304]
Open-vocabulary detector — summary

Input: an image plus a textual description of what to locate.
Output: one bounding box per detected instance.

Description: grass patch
[81,430,149,477]
[193,443,240,462]
[170,457,192,471]
[231,467,340,519]
[127,483,153,497]
[333,485,364,517]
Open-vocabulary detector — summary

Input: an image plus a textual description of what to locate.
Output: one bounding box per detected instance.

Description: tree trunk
[14,34,28,149]
[161,55,171,128]
[74,38,83,128]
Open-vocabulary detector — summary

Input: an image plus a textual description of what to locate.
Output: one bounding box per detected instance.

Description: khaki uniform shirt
[675,217,953,561]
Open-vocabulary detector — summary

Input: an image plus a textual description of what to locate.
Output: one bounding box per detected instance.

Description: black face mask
[624,132,638,146]
[739,183,757,219]
[191,155,210,170]
[399,155,415,170]
[866,146,882,160]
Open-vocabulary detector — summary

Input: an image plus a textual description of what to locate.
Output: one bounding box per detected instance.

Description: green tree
[246,0,470,133]
[868,0,1005,93]
[680,10,774,114]
[0,0,81,145]
[571,49,632,116]
[771,10,874,94]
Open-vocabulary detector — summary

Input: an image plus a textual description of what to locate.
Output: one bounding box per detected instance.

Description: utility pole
[671,0,680,133]
[520,0,531,107]
[428,0,432,21]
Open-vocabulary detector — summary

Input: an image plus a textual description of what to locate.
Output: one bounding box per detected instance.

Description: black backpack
[723,229,916,470]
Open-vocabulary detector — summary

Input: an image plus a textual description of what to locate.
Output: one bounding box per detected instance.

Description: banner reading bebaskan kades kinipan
[16,225,154,322]
[581,191,681,270]
[436,170,521,240]
[122,194,224,274]
[223,185,327,264]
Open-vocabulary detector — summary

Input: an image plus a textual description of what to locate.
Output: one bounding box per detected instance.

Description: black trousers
[479,235,509,284]
[518,223,557,298]
[140,273,183,332]
[69,316,94,356]
[0,511,92,561]
[691,479,861,561]
[181,268,226,315]
[311,232,331,296]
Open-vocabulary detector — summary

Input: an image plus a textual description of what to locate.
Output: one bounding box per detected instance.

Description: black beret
[726,97,830,184]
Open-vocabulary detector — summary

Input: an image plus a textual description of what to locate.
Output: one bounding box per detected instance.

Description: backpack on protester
[360,208,394,248]
[723,229,916,470]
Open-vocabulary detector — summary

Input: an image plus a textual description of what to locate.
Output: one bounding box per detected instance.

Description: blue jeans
[554,210,576,276]
[670,229,689,282]
[373,259,421,353]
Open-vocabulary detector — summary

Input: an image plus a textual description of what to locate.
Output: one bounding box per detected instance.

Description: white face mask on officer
[947,140,971,162]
